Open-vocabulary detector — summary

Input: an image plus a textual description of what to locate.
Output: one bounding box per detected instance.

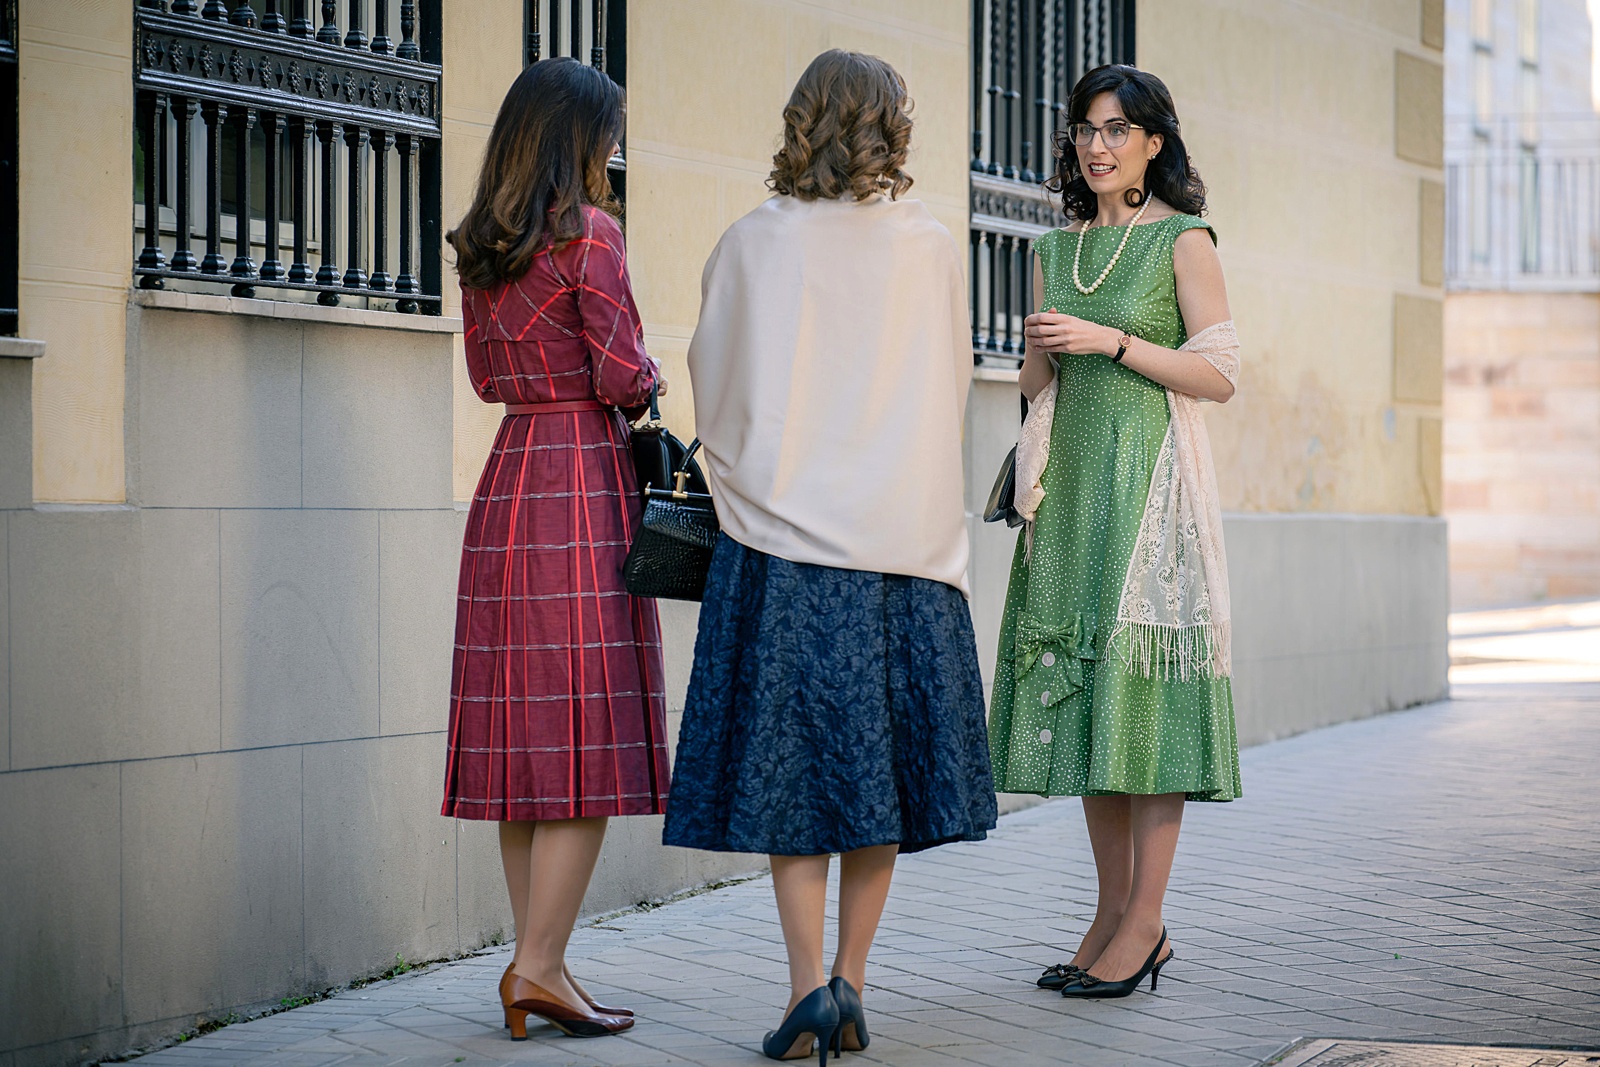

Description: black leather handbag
[624,389,718,601]
[984,445,1023,527]
[630,387,699,502]
[984,393,1028,528]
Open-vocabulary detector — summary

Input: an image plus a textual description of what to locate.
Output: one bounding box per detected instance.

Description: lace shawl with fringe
[1014,320,1239,680]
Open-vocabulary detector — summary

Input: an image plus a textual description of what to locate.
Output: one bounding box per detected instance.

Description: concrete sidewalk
[121,680,1600,1067]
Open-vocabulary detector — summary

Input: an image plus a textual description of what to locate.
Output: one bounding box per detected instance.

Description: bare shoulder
[1173,225,1222,264]
[1172,222,1228,301]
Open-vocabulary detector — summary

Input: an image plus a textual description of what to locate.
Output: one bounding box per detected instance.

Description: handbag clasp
[672,470,690,500]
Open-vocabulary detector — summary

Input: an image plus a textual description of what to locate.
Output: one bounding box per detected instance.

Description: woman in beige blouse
[661,50,998,1063]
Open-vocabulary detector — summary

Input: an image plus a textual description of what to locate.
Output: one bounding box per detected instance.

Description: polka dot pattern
[987,215,1242,802]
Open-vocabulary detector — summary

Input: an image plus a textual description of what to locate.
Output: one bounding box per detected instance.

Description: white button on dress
[1042,651,1056,667]
[1039,729,1053,744]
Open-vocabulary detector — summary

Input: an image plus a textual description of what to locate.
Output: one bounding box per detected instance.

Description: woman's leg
[1075,796,1133,968]
[1082,794,1184,980]
[770,854,831,1014]
[498,820,536,946]
[509,816,609,1006]
[831,844,898,993]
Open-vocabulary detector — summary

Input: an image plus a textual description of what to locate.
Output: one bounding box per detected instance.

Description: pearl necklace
[1071,195,1153,295]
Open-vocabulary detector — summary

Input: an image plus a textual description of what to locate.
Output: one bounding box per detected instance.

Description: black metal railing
[1446,151,1600,291]
[132,1,444,313]
[970,0,1132,364]
[525,0,626,200]
[1,0,17,335]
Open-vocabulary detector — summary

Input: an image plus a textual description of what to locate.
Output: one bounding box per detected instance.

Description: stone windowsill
[973,361,1021,383]
[0,337,46,358]
[130,288,463,334]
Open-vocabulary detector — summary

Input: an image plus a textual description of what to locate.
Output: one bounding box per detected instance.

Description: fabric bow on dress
[1014,611,1098,707]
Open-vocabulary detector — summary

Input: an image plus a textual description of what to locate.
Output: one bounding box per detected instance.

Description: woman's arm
[460,289,500,403]
[1018,250,1055,402]
[1021,228,1235,403]
[575,210,662,407]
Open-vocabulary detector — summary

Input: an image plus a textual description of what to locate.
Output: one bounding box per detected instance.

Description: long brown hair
[767,49,914,202]
[448,58,624,290]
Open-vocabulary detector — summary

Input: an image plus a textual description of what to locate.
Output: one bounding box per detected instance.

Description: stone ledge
[130,289,463,334]
[0,337,46,358]
[973,363,1021,383]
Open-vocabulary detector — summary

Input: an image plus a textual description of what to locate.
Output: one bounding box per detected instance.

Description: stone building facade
[0,1,1447,1062]
[1442,0,1600,607]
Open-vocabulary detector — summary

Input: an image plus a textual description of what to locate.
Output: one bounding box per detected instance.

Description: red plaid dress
[441,206,669,822]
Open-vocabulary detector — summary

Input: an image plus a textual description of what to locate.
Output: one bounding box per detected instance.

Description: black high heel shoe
[828,976,870,1053]
[1059,928,1173,1000]
[1036,962,1085,990]
[762,985,840,1064]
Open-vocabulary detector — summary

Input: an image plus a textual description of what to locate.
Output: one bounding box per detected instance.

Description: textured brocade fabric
[662,535,999,856]
[988,216,1241,802]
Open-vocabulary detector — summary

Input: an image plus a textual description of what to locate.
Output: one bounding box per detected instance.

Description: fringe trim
[1110,619,1232,682]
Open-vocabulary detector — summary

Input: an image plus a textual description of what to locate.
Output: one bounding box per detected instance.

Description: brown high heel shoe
[499,972,633,1039]
[501,963,634,1020]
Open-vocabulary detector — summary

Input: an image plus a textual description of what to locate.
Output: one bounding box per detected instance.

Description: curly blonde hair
[768,50,914,202]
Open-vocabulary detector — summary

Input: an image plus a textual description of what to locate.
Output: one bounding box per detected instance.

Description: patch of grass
[350,953,414,989]
[170,1012,240,1045]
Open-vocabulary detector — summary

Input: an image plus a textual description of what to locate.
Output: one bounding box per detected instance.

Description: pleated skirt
[441,409,670,821]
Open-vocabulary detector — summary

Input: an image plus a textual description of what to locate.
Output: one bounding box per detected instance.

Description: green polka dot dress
[988,215,1241,802]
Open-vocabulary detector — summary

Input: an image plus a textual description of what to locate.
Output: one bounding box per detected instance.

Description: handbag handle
[672,439,703,500]
[634,383,665,430]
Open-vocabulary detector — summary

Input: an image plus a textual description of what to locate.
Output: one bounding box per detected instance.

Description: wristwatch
[1113,332,1133,363]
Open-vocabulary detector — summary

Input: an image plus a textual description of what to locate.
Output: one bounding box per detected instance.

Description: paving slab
[121,681,1600,1066]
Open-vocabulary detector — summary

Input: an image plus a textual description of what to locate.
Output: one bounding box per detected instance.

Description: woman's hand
[1024,310,1120,357]
[645,355,669,397]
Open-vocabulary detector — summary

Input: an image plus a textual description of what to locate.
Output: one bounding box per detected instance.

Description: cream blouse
[686,193,974,596]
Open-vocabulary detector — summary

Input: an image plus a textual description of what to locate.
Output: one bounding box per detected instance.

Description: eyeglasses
[1063,120,1145,149]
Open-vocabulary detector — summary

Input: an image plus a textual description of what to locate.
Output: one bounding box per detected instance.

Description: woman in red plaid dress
[442,58,663,1040]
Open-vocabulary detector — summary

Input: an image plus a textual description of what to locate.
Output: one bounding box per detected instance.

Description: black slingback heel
[1060,928,1173,1000]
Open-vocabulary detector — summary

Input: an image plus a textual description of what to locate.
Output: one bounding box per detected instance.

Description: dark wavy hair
[768,49,914,202]
[448,58,624,290]
[1046,64,1207,223]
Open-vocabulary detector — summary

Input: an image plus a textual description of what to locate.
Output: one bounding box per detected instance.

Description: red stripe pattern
[442,206,669,821]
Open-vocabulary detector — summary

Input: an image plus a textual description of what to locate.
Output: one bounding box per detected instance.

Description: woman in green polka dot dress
[989,65,1243,1000]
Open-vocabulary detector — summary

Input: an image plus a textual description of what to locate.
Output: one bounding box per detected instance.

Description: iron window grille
[132,1,444,314]
[970,0,1133,366]
[1,0,17,335]
[1446,146,1600,291]
[524,1,626,200]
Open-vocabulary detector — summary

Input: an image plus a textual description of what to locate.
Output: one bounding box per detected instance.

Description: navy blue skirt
[662,535,998,856]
